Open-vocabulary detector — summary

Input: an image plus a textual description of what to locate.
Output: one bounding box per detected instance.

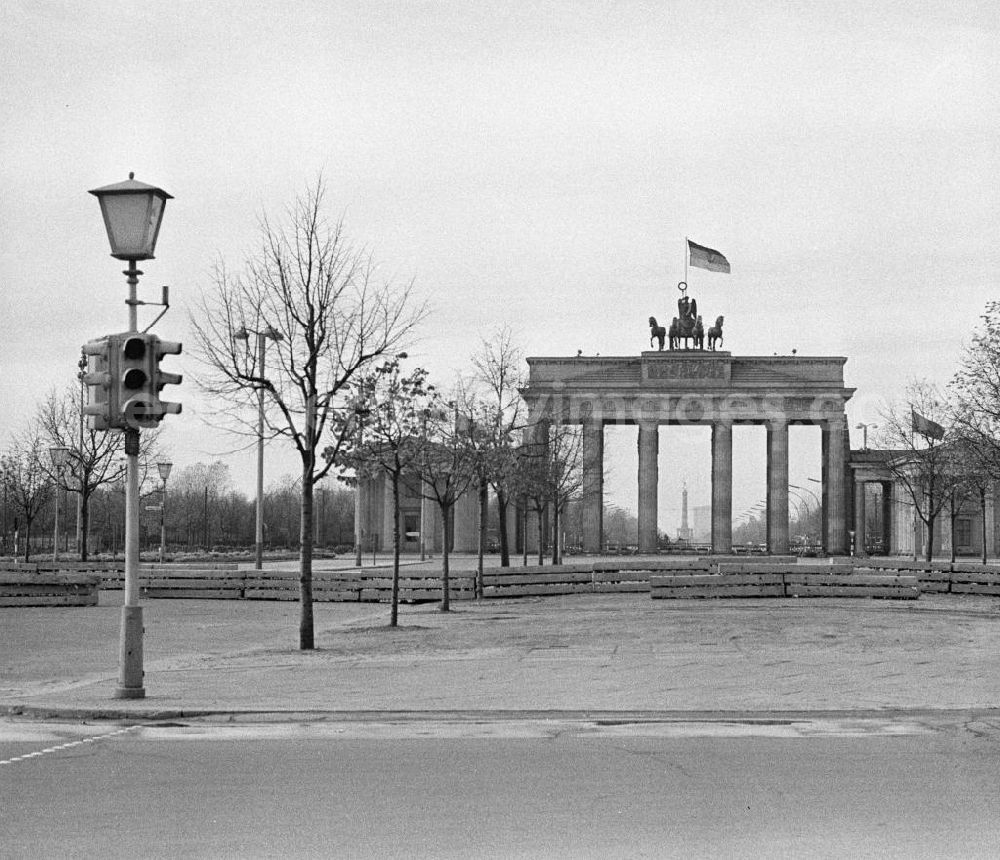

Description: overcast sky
[2,1,997,532]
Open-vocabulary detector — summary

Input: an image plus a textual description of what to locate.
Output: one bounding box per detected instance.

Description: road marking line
[0,726,138,767]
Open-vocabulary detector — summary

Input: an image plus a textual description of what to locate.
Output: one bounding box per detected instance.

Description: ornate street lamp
[157,461,173,564]
[90,172,172,700]
[89,173,172,331]
[48,446,71,561]
[234,325,283,570]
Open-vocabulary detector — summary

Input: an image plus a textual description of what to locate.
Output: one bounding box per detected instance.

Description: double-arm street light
[90,172,172,700]
[48,446,70,561]
[856,422,878,450]
[234,325,283,570]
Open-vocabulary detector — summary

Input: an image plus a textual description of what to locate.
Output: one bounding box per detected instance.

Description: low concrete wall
[0,570,101,607]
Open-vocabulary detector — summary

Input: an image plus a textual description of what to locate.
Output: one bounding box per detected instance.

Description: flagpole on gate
[683,236,688,285]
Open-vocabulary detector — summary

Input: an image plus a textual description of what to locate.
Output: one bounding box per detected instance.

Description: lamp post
[48,446,70,561]
[90,172,171,700]
[856,422,878,451]
[352,405,370,568]
[157,461,172,564]
[234,325,283,570]
[76,353,87,558]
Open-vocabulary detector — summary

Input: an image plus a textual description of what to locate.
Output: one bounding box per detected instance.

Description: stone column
[941,509,953,558]
[525,503,539,554]
[582,418,604,552]
[766,420,789,555]
[637,421,659,553]
[881,481,894,555]
[380,474,394,553]
[505,502,519,556]
[853,480,867,557]
[711,422,733,553]
[523,420,550,557]
[823,418,847,554]
[452,486,479,552]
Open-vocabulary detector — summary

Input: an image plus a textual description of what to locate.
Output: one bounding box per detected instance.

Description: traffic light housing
[82,333,183,430]
[117,333,159,429]
[152,337,183,419]
[81,336,116,431]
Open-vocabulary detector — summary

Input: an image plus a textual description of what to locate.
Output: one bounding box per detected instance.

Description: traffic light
[81,336,116,430]
[151,337,183,419]
[115,332,159,429]
[81,332,182,430]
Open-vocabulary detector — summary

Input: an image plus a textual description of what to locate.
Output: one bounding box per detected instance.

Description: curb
[5,705,1000,724]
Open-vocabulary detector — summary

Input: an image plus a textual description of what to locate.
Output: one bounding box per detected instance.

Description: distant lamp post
[234,325,283,570]
[90,173,172,701]
[157,461,173,564]
[76,353,87,557]
[856,422,878,451]
[48,446,71,561]
[352,405,371,568]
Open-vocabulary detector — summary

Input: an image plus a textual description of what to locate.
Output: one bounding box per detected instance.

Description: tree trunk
[949,494,957,564]
[23,522,30,563]
[497,489,510,567]
[476,482,487,598]
[924,484,935,563]
[390,471,401,627]
[299,460,315,650]
[536,505,544,566]
[551,497,560,566]
[981,488,988,565]
[440,503,451,612]
[522,497,529,567]
[79,488,90,561]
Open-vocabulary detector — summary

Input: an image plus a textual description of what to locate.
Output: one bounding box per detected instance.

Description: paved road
[3,714,999,859]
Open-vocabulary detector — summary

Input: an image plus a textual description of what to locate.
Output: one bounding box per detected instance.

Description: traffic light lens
[123,368,147,389]
[123,337,146,360]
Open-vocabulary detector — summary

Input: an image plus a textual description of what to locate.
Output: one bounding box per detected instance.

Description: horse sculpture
[649,316,666,351]
[668,307,704,349]
[707,315,724,350]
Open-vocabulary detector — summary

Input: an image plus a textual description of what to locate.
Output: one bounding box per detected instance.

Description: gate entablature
[523,352,854,427]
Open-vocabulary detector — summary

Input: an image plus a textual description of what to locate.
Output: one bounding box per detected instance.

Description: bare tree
[470,327,527,567]
[191,180,425,649]
[339,357,432,626]
[409,403,477,611]
[3,427,52,562]
[951,302,1000,561]
[452,378,502,597]
[954,301,1000,438]
[36,385,159,560]
[518,421,583,565]
[878,381,959,561]
[169,461,233,550]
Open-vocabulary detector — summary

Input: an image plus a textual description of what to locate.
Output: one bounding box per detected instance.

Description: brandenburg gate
[520,351,855,555]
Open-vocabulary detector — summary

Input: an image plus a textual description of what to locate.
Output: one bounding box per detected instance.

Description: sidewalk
[4,573,1000,720]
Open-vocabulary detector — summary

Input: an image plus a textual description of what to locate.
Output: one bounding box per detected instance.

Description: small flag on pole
[687,240,730,274]
[911,408,945,441]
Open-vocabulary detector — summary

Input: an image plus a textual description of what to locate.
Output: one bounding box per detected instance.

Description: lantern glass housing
[89,174,173,261]
[157,461,173,482]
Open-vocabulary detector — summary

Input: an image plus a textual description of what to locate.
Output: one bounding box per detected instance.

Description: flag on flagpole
[911,408,945,441]
[687,240,730,274]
